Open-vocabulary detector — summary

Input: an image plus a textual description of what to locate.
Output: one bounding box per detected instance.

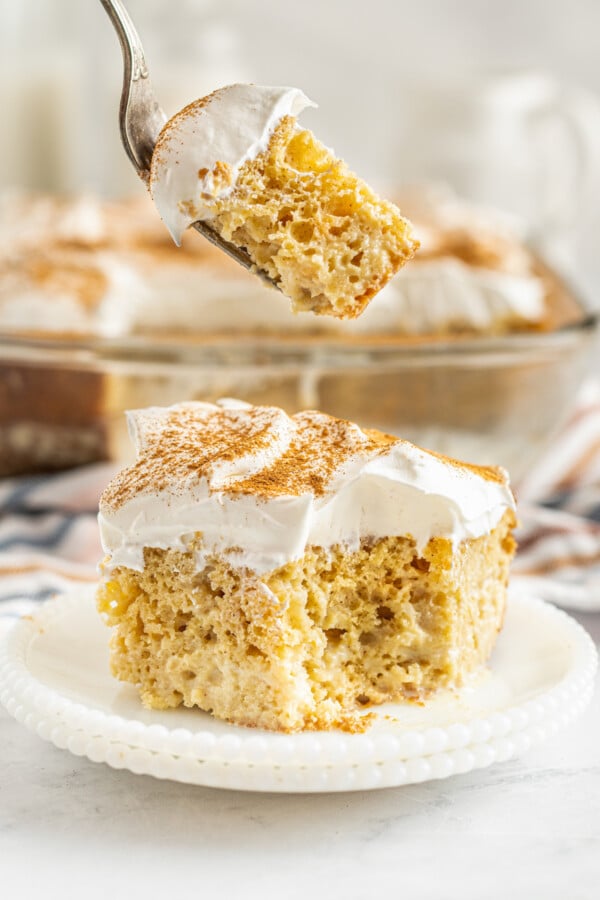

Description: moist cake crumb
[97,400,517,733]
[150,84,418,319]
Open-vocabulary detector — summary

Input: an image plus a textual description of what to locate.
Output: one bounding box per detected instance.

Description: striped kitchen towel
[513,379,600,611]
[2,384,600,630]
[0,464,114,628]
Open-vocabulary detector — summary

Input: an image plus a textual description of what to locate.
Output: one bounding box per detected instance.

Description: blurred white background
[1,0,599,289]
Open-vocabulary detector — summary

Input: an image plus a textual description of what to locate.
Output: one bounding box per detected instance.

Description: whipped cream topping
[140,255,545,337]
[369,257,546,334]
[0,192,107,250]
[99,400,515,576]
[149,84,316,244]
[0,193,146,336]
[0,191,549,340]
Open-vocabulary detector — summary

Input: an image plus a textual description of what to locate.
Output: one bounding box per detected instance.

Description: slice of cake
[96,400,517,733]
[381,188,553,335]
[149,84,418,319]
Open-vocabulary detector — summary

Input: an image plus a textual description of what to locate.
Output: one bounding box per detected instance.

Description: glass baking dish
[1,312,597,483]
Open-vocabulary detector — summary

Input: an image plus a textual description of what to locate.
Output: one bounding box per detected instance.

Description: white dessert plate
[0,586,596,793]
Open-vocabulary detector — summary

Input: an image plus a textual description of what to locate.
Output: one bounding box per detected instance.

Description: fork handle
[99,0,165,176]
[100,0,148,88]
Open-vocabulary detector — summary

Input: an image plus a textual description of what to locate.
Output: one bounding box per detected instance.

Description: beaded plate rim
[0,587,596,793]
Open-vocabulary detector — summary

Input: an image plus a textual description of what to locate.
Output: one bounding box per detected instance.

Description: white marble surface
[1,611,599,900]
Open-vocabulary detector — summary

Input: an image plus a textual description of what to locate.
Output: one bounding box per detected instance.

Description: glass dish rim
[0,313,598,375]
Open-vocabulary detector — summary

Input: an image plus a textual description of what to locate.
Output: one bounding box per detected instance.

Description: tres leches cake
[149,84,418,319]
[0,192,585,477]
[97,400,517,733]
[0,191,578,342]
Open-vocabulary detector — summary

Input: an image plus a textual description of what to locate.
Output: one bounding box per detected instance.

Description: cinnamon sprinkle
[103,404,395,508]
[102,402,507,509]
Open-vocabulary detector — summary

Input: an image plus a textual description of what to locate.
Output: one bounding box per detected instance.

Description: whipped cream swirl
[149,84,316,244]
[99,400,515,576]
[371,257,546,333]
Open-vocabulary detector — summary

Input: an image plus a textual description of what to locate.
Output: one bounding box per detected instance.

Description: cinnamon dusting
[102,401,510,510]
[103,404,398,509]
[228,413,392,498]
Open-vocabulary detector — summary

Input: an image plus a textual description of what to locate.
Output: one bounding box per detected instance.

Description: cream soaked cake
[149,84,418,319]
[97,400,517,733]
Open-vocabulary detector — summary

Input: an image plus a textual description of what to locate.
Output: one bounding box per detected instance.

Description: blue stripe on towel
[584,506,600,523]
[541,491,570,511]
[0,588,57,605]
[0,515,79,552]
[0,474,55,513]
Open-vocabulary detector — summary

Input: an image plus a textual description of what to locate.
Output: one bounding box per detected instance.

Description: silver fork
[99,0,279,288]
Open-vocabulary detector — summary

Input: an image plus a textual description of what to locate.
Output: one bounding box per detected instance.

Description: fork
[99,0,279,287]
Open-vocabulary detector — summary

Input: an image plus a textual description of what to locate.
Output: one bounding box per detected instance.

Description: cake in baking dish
[149,83,418,319]
[0,191,585,477]
[96,400,517,733]
[0,191,578,343]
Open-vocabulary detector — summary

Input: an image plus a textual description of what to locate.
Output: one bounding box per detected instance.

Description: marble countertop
[1,610,599,900]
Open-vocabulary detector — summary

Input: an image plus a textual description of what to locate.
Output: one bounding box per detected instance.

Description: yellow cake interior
[201,116,418,319]
[97,509,516,733]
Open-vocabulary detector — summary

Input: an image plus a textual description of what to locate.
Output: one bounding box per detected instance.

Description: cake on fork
[97,400,517,733]
[149,84,418,319]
